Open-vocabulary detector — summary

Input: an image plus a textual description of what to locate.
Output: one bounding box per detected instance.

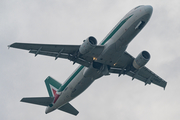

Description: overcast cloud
[1,0,180,120]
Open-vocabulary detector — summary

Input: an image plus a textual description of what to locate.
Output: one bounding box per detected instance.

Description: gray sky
[1,0,180,120]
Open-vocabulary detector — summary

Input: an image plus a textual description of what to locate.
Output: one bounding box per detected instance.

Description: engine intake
[79,36,97,55]
[133,51,150,69]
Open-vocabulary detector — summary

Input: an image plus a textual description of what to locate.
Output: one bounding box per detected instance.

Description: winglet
[8,43,16,48]
[8,45,10,49]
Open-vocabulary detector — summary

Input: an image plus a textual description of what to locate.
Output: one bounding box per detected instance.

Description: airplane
[9,5,167,116]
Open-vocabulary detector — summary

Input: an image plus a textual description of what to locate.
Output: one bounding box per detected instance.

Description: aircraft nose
[145,5,153,15]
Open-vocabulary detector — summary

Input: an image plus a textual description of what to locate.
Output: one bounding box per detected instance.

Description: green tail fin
[45,76,62,97]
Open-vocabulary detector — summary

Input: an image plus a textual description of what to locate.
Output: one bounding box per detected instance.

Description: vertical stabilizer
[45,76,62,97]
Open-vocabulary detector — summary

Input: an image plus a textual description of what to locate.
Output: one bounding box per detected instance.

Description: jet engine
[79,36,97,55]
[133,51,150,69]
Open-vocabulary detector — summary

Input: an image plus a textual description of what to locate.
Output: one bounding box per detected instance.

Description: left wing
[109,52,167,89]
[9,43,104,67]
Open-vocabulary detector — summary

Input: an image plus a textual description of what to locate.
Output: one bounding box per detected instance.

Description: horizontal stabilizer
[21,97,54,106]
[58,103,79,116]
[21,97,79,115]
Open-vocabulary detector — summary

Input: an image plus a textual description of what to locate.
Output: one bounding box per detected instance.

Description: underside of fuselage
[12,5,159,116]
[46,5,153,114]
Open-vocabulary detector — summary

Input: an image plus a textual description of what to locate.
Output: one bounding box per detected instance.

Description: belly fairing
[70,66,103,98]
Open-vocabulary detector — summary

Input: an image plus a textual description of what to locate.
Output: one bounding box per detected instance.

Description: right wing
[110,66,167,89]
[9,43,104,67]
[109,52,167,89]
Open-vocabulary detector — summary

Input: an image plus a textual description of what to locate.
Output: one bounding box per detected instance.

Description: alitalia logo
[49,84,60,103]
[49,84,58,96]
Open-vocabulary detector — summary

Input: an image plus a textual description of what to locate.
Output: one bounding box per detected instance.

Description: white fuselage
[45,5,153,114]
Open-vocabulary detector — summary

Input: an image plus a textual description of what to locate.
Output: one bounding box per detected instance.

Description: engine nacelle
[79,36,97,55]
[133,51,150,69]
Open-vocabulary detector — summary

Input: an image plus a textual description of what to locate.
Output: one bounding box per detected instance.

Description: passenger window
[65,87,68,91]
[72,89,76,93]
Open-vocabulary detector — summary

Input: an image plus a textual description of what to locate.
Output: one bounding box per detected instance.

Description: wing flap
[29,50,91,67]
[9,42,104,67]
[10,43,80,54]
[110,67,167,89]
[132,67,167,88]
[110,51,167,89]
[29,49,69,59]
[20,97,54,106]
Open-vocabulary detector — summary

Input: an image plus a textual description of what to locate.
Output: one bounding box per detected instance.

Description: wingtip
[20,98,24,102]
[7,43,14,49]
[75,112,79,116]
[163,86,166,90]
[8,43,15,49]
[163,81,167,90]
